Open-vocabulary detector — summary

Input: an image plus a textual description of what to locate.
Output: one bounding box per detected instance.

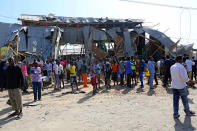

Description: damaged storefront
[18,14,145,61]
[0,14,179,62]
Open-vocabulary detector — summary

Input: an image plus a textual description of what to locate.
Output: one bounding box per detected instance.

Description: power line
[120,0,197,10]
[120,0,195,43]
[170,37,197,41]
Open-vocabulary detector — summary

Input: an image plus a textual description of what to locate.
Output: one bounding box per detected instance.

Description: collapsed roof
[134,27,174,49]
[0,22,22,47]
[18,14,143,28]
[176,43,194,55]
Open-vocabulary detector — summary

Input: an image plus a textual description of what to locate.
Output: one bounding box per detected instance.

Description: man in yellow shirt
[68,61,78,92]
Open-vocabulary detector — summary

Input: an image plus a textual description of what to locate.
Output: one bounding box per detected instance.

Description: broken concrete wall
[123,30,135,57]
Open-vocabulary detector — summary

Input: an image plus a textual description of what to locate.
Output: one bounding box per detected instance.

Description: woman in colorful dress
[90,62,97,95]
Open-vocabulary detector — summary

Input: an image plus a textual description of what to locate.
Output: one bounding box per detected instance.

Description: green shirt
[131,60,136,71]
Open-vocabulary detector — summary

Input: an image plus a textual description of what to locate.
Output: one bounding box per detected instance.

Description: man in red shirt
[112,60,118,86]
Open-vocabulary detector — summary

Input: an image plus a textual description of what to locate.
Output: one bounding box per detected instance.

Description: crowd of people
[0,54,196,119]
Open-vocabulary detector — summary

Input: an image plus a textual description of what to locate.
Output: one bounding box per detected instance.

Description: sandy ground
[0,79,197,131]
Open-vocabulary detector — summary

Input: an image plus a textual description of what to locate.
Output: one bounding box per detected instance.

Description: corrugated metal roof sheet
[0,22,22,47]
[19,14,143,24]
[134,27,174,49]
[176,43,194,55]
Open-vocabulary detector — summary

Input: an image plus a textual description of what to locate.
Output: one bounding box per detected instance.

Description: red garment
[21,64,28,77]
[60,61,64,67]
[136,59,139,69]
[112,64,118,73]
[91,76,97,86]
[63,60,67,68]
[29,62,42,68]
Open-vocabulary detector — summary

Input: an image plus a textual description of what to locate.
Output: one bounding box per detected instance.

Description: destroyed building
[0,14,178,61]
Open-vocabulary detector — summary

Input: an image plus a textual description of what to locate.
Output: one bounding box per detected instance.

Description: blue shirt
[125,61,132,74]
[148,60,155,74]
[96,64,101,74]
[103,63,107,72]
[139,61,146,72]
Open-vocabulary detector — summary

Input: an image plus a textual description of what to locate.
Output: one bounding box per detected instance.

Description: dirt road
[0,81,197,131]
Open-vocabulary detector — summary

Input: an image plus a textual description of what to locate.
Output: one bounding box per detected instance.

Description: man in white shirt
[170,56,195,118]
[185,56,195,79]
[54,60,64,90]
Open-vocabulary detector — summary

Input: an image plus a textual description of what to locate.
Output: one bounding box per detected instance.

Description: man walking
[3,57,24,119]
[170,56,195,118]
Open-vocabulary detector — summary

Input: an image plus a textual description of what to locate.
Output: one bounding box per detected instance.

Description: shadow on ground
[0,107,12,117]
[147,88,155,96]
[174,116,196,131]
[0,116,16,128]
[77,91,94,104]
[136,87,144,93]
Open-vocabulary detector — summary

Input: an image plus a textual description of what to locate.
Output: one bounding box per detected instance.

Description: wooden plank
[138,34,166,52]
[166,39,180,56]
[192,49,197,51]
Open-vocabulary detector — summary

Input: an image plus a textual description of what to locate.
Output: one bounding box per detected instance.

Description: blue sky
[0,0,197,48]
